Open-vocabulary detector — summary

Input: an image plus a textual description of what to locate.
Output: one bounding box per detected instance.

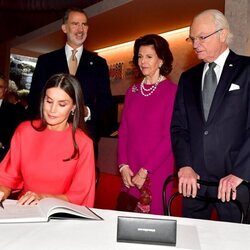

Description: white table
[0,208,249,250]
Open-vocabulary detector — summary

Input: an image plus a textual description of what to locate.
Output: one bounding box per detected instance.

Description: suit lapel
[207,51,238,122]
[192,63,205,120]
[56,47,71,74]
[76,49,90,76]
[60,48,69,73]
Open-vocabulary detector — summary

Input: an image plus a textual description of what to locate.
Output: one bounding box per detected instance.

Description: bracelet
[119,164,129,173]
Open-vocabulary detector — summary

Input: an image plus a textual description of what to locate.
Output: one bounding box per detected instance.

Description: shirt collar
[65,44,83,63]
[213,48,230,69]
[202,48,230,88]
[204,48,230,70]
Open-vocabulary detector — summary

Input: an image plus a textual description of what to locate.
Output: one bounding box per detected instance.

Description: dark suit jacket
[171,50,250,182]
[0,100,25,161]
[28,47,113,140]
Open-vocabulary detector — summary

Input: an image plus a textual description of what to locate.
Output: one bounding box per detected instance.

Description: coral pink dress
[0,121,95,206]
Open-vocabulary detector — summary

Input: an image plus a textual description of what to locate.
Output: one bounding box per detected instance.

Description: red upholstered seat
[94,173,121,210]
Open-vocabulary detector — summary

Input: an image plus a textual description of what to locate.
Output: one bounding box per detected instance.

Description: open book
[0,198,102,223]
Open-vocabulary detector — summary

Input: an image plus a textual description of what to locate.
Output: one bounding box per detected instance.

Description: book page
[0,200,46,223]
[38,198,102,220]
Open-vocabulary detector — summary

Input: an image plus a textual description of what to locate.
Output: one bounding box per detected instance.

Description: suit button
[204,130,208,135]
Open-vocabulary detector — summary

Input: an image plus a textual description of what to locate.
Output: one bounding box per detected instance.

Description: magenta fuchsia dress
[118,79,177,215]
[0,121,95,207]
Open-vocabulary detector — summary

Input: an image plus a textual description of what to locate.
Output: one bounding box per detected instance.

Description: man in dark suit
[28,8,113,143]
[171,9,250,222]
[0,75,25,161]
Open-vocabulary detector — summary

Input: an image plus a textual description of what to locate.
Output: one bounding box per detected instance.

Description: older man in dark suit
[28,8,112,143]
[171,9,250,222]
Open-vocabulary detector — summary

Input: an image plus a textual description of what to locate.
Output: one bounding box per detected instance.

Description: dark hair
[32,73,87,161]
[0,74,7,83]
[63,8,87,24]
[133,34,173,76]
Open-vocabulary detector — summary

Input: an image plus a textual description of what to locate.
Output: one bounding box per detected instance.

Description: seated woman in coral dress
[0,73,95,206]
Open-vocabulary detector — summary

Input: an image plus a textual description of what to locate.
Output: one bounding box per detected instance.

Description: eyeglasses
[186,29,223,43]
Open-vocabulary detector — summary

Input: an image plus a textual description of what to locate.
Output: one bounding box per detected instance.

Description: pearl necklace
[140,75,163,97]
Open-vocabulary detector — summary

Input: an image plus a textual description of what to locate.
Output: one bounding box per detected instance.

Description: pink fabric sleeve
[65,139,96,207]
[0,128,23,190]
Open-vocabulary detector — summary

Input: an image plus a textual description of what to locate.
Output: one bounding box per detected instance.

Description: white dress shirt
[202,48,230,90]
[65,44,91,121]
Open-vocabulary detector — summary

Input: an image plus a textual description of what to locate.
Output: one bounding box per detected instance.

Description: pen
[0,201,4,209]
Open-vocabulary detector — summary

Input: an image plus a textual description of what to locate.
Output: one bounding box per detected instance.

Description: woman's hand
[0,185,11,202]
[120,165,135,188]
[132,168,148,189]
[0,191,4,203]
[18,191,42,205]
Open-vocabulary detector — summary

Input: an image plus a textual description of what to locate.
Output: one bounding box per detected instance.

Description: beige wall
[225,0,250,56]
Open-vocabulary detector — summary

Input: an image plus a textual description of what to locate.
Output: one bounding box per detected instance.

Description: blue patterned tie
[202,62,217,120]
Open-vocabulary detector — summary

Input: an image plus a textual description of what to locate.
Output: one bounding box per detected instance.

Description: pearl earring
[71,110,75,116]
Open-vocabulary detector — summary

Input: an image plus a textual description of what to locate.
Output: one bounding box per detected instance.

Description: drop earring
[71,110,75,116]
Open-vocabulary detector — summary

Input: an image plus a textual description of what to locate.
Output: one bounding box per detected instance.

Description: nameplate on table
[117,216,176,246]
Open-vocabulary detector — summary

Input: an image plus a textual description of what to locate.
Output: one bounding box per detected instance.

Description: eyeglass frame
[186,28,223,43]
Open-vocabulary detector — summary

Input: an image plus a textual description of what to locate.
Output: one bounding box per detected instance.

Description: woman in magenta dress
[118,34,177,215]
[0,73,95,206]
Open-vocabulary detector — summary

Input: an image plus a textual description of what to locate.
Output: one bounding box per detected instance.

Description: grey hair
[196,9,233,44]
